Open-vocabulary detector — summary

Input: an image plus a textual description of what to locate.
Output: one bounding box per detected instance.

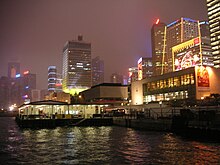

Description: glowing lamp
[194,37,200,45]
[55,83,62,87]
[23,71,29,75]
[16,74,21,78]
[156,18,160,24]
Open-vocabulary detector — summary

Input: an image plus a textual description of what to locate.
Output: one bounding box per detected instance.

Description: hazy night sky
[0,0,208,89]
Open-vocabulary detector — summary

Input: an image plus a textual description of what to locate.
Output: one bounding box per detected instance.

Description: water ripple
[1,118,220,164]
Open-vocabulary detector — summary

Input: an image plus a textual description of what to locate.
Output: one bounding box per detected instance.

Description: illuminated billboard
[197,66,209,87]
[172,37,202,71]
[138,58,143,80]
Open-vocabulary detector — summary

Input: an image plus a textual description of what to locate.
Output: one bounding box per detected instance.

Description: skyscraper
[22,71,37,103]
[165,18,200,73]
[151,19,167,76]
[200,21,213,67]
[8,62,20,79]
[62,35,91,95]
[92,56,104,86]
[137,57,153,80]
[207,0,220,68]
[128,67,138,84]
[48,66,57,92]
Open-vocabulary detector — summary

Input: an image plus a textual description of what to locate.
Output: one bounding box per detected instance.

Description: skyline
[0,0,208,89]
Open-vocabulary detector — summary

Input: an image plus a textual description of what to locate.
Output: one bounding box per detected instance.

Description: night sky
[0,0,208,89]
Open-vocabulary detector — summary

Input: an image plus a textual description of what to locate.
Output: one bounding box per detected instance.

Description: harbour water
[1,117,220,164]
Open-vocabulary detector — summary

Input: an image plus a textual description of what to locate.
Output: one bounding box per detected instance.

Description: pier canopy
[18,100,109,119]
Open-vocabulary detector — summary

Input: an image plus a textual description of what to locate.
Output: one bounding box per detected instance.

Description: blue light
[25,86,29,89]
[167,20,179,27]
[199,21,209,25]
[15,74,21,78]
[183,18,197,23]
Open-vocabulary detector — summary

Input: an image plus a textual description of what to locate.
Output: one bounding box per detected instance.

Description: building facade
[80,83,128,106]
[172,37,213,71]
[151,19,167,76]
[0,76,10,109]
[165,18,200,73]
[128,67,138,84]
[48,66,57,92]
[8,62,20,79]
[131,66,220,105]
[207,0,220,68]
[137,57,153,80]
[62,35,92,95]
[91,56,104,86]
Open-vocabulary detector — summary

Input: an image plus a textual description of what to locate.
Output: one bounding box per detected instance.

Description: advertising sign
[197,66,209,87]
[172,37,201,71]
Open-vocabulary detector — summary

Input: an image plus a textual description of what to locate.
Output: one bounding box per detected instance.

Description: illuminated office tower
[8,62,20,79]
[200,21,214,66]
[207,0,220,68]
[48,66,57,92]
[151,19,167,76]
[92,56,104,86]
[137,57,153,80]
[166,18,200,73]
[62,35,91,95]
[22,71,36,103]
[128,67,138,84]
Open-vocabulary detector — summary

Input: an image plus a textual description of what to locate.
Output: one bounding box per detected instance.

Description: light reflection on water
[0,117,220,164]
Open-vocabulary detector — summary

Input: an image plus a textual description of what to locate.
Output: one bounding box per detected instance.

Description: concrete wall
[131,80,143,105]
[82,85,128,100]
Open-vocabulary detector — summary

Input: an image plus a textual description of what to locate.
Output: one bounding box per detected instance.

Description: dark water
[1,117,220,165]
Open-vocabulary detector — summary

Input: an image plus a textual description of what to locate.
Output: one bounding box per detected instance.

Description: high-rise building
[138,57,153,80]
[8,62,20,79]
[55,73,63,92]
[200,21,214,67]
[48,66,57,92]
[62,35,91,95]
[128,67,138,84]
[92,56,104,86]
[151,19,167,76]
[207,0,220,68]
[165,18,200,73]
[22,71,37,103]
[0,76,10,109]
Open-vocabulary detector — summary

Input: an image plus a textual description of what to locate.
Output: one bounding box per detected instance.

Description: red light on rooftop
[156,19,160,24]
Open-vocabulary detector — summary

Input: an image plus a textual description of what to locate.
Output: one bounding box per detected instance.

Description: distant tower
[62,35,91,95]
[92,56,104,86]
[206,0,220,68]
[22,71,37,103]
[110,73,123,84]
[8,62,20,79]
[48,66,57,92]
[165,18,200,73]
[151,19,167,76]
[138,57,153,80]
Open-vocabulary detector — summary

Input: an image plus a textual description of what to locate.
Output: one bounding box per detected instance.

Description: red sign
[197,66,209,87]
[194,37,200,45]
